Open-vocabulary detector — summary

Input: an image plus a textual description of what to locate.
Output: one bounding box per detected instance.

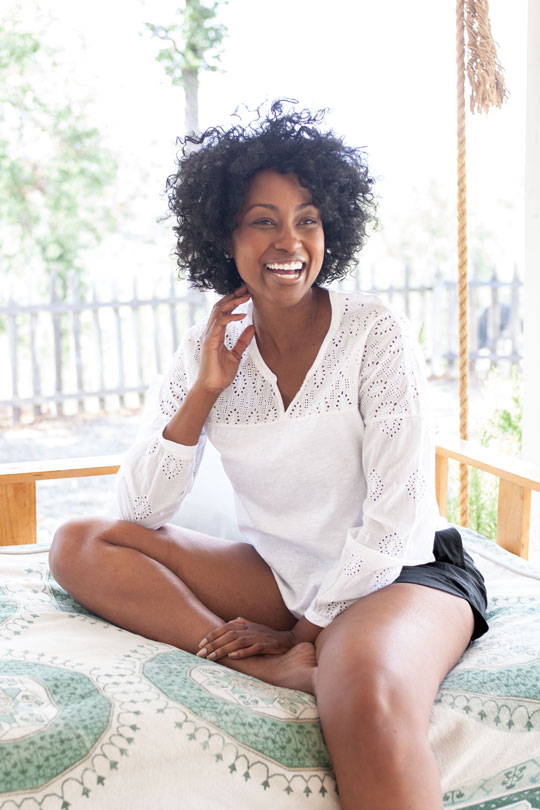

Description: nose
[272,223,302,253]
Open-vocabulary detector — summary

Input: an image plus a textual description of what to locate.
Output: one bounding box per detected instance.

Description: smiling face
[230,169,325,305]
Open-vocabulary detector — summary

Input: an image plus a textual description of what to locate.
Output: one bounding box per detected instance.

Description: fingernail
[208,651,217,660]
[198,638,207,648]
[197,647,207,657]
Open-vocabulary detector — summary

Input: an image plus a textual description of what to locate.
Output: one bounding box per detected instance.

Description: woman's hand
[196,617,296,661]
[196,284,255,395]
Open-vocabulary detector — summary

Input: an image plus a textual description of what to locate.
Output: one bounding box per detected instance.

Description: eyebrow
[244,202,316,214]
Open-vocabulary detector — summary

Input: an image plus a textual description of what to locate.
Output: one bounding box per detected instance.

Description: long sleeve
[116,330,206,529]
[304,309,439,627]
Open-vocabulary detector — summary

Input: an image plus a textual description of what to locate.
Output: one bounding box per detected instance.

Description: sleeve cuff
[159,430,200,458]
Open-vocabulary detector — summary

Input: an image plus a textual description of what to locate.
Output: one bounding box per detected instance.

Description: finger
[205,312,247,338]
[214,287,250,312]
[230,325,255,360]
[214,296,250,316]
[197,627,248,656]
[198,620,247,647]
[204,638,249,661]
[227,643,265,659]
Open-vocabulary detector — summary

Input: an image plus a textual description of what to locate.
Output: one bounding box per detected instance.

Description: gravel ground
[1,378,485,545]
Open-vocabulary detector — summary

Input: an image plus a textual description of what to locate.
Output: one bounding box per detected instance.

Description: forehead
[242,169,313,205]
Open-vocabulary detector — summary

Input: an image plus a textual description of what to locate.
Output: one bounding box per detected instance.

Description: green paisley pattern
[0,527,538,809]
[0,660,111,792]
[143,650,330,769]
[46,571,94,617]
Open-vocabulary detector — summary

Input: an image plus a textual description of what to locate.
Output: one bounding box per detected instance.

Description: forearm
[163,384,220,446]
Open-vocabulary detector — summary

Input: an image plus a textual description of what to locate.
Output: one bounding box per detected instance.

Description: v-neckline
[247,288,342,416]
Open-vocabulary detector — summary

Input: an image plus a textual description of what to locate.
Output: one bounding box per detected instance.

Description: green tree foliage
[144,0,228,133]
[0,3,118,300]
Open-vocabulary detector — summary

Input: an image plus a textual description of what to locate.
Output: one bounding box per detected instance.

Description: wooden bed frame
[1,439,540,559]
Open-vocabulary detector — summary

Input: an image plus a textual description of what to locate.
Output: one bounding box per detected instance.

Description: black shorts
[394,526,489,643]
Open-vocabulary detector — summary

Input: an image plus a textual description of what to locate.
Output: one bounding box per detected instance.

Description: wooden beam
[0,455,122,484]
[0,455,121,547]
[436,438,540,492]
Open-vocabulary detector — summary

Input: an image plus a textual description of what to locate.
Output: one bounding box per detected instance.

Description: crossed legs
[50,518,475,809]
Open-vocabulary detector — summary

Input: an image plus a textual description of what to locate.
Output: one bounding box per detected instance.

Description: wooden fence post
[51,270,64,418]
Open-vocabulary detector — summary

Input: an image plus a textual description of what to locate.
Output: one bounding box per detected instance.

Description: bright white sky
[24,0,527,285]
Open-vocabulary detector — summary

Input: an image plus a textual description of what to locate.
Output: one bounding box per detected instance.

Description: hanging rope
[455,0,508,526]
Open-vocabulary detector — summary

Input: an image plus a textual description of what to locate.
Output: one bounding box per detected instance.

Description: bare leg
[314,583,475,810]
[50,518,316,693]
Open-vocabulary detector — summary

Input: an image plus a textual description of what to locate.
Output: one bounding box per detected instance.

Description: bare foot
[222,642,317,695]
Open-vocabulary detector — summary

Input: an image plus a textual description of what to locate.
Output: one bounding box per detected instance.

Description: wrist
[191,381,223,401]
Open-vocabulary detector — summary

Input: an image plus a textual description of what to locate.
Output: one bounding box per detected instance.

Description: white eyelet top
[116,288,443,627]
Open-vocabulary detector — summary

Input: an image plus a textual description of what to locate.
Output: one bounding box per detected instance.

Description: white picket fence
[0,265,522,425]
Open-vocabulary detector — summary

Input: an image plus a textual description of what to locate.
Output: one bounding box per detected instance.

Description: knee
[49,517,108,584]
[316,654,423,743]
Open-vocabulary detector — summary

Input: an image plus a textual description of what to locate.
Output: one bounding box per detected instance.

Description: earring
[224,252,232,260]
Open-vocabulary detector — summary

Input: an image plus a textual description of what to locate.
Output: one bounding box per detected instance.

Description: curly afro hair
[165,100,378,295]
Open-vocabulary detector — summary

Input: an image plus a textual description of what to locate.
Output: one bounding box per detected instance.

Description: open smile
[264,261,306,280]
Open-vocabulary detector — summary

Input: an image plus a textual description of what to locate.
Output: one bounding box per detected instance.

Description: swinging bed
[1,2,539,808]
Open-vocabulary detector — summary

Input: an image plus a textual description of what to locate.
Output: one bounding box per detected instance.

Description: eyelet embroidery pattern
[161,454,185,480]
[319,599,353,621]
[406,469,427,501]
[377,532,405,556]
[343,552,365,577]
[133,495,152,521]
[360,312,422,423]
[367,468,384,502]
[380,418,403,438]
[146,438,160,457]
[375,568,397,589]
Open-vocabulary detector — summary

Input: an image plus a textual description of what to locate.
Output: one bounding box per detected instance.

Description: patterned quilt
[0,527,539,810]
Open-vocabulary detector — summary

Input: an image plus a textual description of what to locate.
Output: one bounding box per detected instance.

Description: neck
[252,287,323,355]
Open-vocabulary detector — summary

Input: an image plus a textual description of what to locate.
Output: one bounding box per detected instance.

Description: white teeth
[266,262,303,271]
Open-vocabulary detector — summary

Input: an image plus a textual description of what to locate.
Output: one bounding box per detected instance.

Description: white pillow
[171,439,243,541]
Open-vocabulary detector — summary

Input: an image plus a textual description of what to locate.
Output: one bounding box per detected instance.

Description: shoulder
[329,288,416,347]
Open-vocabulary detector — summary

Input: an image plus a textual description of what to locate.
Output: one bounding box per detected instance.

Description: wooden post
[7,297,20,424]
[70,270,84,413]
[112,285,126,408]
[497,479,530,559]
[51,270,64,417]
[132,279,145,407]
[403,263,411,318]
[435,453,449,518]
[169,272,179,352]
[92,283,106,411]
[30,311,43,420]
[0,481,36,545]
[152,283,162,375]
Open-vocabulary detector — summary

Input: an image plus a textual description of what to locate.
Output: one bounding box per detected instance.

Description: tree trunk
[183,68,199,135]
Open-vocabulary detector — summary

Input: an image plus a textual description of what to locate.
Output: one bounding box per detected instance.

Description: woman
[50,101,489,810]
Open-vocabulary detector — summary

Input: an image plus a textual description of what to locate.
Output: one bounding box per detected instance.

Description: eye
[299,217,320,226]
[251,218,274,227]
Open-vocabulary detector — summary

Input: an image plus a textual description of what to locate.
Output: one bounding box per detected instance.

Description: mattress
[0,527,539,809]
